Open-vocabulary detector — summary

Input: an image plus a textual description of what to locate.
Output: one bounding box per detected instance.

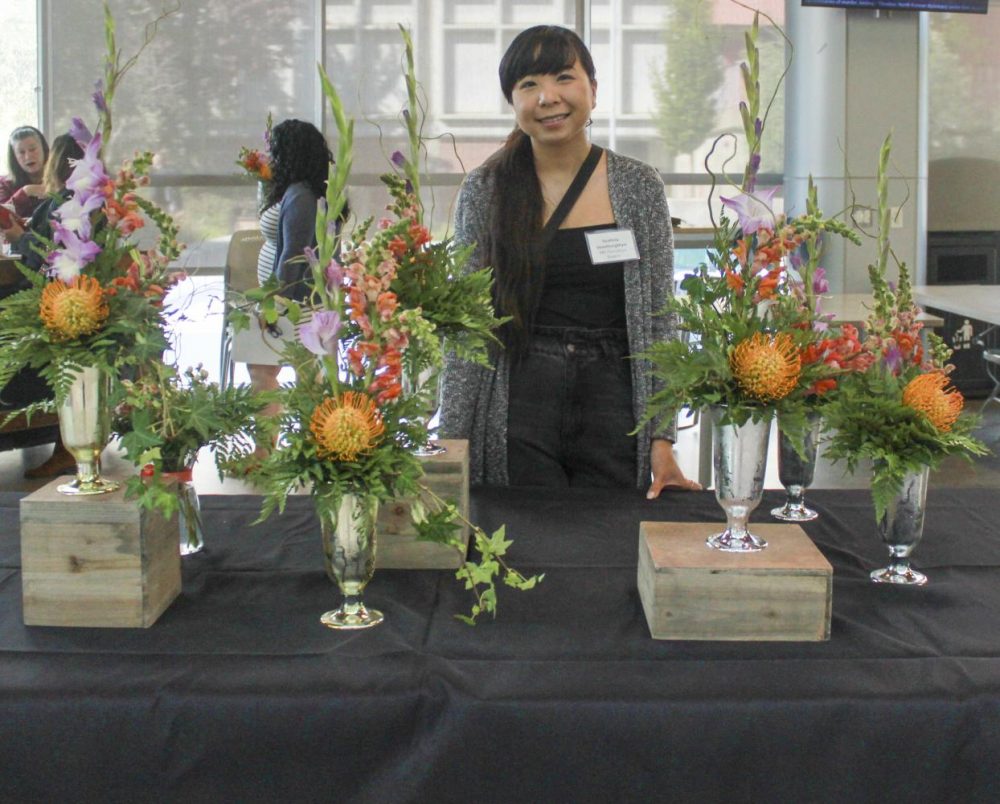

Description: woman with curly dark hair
[249,119,343,434]
[256,119,334,301]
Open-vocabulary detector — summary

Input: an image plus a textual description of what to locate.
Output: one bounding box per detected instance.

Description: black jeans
[507,326,637,487]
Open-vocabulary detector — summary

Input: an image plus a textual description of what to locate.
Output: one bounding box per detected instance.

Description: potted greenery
[822,134,988,585]
[114,363,267,554]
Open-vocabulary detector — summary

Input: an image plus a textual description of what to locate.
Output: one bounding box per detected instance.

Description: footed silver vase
[56,365,119,496]
[708,405,772,552]
[771,411,822,522]
[871,466,930,585]
[319,492,383,629]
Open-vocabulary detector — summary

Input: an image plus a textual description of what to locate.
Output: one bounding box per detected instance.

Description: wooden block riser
[375,439,470,570]
[20,478,181,628]
[638,521,832,642]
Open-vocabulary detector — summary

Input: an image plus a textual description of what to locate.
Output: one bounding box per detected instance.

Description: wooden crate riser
[20,478,181,628]
[375,439,469,570]
[638,521,833,642]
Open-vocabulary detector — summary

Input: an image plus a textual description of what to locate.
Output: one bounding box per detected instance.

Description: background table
[823,291,945,329]
[1,486,999,802]
[914,284,1000,328]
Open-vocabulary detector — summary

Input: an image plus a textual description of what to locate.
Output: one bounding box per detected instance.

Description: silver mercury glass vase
[870,465,930,585]
[56,365,120,496]
[771,410,823,522]
[319,492,384,629]
[708,405,772,552]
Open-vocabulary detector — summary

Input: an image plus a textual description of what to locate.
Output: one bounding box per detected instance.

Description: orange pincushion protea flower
[902,372,963,432]
[39,276,109,340]
[730,332,802,402]
[310,391,385,461]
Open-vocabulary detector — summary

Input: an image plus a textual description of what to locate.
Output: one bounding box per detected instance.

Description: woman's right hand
[22,184,46,198]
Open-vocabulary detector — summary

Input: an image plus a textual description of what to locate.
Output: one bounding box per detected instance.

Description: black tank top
[534,223,627,329]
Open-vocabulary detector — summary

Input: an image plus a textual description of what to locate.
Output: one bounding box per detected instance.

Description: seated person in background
[0,126,50,220]
[1,133,84,274]
[0,133,85,478]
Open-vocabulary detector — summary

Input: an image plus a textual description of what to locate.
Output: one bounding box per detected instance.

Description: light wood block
[637,521,832,642]
[376,439,470,570]
[19,477,181,628]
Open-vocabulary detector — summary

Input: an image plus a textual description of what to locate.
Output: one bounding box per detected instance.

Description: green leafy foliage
[114,364,268,521]
[822,133,989,519]
[823,367,987,520]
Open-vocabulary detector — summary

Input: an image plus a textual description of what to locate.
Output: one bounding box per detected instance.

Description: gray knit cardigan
[439,148,678,488]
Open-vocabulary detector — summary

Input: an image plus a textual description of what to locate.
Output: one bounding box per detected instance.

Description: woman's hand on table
[647,438,702,499]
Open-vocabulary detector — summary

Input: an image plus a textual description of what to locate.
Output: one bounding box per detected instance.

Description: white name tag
[584,228,639,264]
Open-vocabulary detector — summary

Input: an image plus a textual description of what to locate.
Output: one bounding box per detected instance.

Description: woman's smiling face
[510,58,596,149]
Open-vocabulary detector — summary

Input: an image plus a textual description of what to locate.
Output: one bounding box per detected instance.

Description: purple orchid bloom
[391,150,406,168]
[69,117,94,147]
[812,267,830,295]
[65,133,109,200]
[47,224,102,282]
[299,310,342,357]
[92,80,108,114]
[324,259,344,292]
[53,191,104,239]
[882,344,903,375]
[719,186,779,234]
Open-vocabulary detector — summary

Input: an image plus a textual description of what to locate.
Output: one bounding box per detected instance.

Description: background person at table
[249,120,346,431]
[0,134,84,478]
[439,25,699,497]
[0,134,84,275]
[0,126,50,221]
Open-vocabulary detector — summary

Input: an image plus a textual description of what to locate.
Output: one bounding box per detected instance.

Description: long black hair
[485,26,596,355]
[263,119,333,212]
[6,126,50,189]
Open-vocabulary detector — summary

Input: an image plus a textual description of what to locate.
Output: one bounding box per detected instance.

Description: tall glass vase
[708,405,772,552]
[771,410,822,522]
[319,492,384,629]
[402,366,445,457]
[56,365,119,496]
[163,466,204,556]
[871,466,930,585]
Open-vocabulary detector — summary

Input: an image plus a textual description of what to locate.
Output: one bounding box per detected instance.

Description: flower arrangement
[642,14,861,442]
[0,4,182,415]
[113,363,266,547]
[238,29,539,624]
[236,112,273,182]
[822,134,988,518]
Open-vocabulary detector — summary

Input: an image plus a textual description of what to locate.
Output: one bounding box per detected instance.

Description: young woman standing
[440,25,699,497]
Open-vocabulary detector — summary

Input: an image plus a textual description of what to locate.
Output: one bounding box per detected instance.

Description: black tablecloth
[1,487,999,803]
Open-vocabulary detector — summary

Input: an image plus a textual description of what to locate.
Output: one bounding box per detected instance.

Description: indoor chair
[974,325,1000,411]
[219,229,264,390]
